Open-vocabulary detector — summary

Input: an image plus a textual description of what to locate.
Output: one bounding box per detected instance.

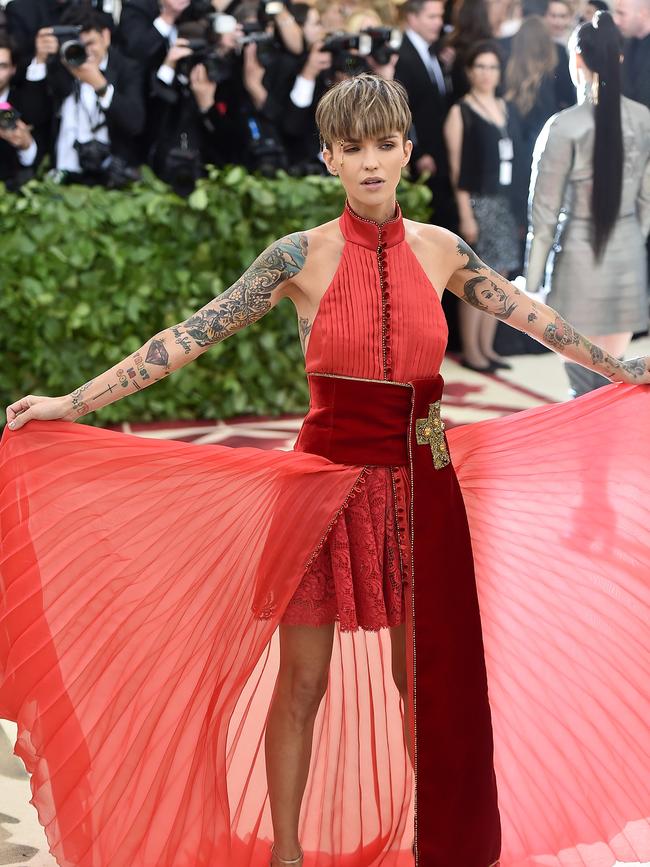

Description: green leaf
[188,188,209,210]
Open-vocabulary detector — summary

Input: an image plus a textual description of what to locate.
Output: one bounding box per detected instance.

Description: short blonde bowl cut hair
[316,73,412,152]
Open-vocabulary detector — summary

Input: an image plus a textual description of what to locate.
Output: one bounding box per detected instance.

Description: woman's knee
[275,624,333,725]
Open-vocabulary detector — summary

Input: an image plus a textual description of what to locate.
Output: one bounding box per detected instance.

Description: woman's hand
[618,357,650,385]
[6,394,74,431]
[190,63,217,112]
[459,214,479,245]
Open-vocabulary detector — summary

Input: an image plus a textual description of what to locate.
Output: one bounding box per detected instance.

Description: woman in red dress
[2,75,649,867]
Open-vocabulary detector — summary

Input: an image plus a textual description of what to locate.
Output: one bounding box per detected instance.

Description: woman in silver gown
[526,11,650,397]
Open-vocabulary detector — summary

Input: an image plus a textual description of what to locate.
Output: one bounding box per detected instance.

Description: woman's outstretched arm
[446,237,650,385]
[5,233,308,430]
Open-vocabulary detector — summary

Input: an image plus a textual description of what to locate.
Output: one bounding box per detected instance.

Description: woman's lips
[361,179,384,189]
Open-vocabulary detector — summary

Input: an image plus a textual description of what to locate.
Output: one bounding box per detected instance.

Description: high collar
[339,201,405,250]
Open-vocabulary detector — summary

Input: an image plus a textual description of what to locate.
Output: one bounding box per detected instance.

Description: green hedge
[1,168,432,424]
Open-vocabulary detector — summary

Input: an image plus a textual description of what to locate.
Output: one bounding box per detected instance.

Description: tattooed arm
[446,238,650,385]
[6,233,309,429]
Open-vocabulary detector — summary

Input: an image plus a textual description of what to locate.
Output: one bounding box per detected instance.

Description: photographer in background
[25,7,144,185]
[280,5,403,174]
[147,22,243,194]
[118,0,232,72]
[0,33,44,188]
[226,0,295,174]
[6,0,113,68]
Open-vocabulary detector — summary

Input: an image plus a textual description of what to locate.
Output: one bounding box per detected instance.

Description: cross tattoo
[415,401,450,470]
[92,383,117,400]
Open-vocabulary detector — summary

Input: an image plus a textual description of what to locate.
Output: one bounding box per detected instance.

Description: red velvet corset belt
[294,374,417,467]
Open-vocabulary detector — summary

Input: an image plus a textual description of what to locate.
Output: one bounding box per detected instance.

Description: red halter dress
[0,202,649,867]
[283,203,447,632]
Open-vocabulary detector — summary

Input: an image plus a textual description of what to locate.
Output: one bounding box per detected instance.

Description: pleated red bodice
[305,202,448,382]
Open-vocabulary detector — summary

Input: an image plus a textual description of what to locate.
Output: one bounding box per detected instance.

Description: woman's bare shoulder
[405,219,459,256]
[289,217,345,297]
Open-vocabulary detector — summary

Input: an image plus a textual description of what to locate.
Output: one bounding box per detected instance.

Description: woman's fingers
[6,396,33,424]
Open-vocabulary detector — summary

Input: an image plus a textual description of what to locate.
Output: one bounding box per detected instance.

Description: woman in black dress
[444,40,520,371]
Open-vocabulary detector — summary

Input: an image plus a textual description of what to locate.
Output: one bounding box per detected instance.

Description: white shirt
[0,85,38,166]
[289,75,316,109]
[153,16,178,46]
[26,55,115,172]
[406,28,446,96]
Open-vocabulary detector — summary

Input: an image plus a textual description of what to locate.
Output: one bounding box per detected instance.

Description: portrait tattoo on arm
[462,275,518,320]
[455,240,519,320]
[182,233,309,349]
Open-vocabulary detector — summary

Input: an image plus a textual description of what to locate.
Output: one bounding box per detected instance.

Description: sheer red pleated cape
[0,203,648,866]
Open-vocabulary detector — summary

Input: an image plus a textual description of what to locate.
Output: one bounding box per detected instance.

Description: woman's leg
[265,622,335,863]
[478,311,505,364]
[390,623,414,767]
[588,332,633,358]
[459,303,492,369]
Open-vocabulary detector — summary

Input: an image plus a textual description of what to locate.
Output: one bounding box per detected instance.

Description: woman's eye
[344,147,359,153]
[381,143,396,149]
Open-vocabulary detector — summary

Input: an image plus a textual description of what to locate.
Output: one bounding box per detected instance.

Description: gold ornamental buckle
[415,401,450,470]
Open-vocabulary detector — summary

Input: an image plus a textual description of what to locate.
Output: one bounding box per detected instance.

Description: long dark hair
[574,11,623,259]
[447,0,493,61]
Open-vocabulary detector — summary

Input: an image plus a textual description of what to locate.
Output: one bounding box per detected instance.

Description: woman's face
[467,51,501,94]
[323,132,413,211]
[320,3,346,31]
[303,8,324,46]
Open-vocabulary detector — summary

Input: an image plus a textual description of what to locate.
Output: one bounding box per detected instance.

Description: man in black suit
[118,0,192,73]
[394,0,457,230]
[615,0,650,108]
[23,7,144,184]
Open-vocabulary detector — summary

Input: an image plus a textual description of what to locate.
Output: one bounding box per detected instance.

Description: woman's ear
[402,139,414,167]
[322,147,338,176]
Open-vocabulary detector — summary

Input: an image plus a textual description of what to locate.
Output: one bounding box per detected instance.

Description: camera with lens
[176,38,234,84]
[321,31,372,74]
[363,27,402,65]
[73,138,138,187]
[52,25,87,67]
[74,137,110,172]
[240,24,280,68]
[0,102,20,131]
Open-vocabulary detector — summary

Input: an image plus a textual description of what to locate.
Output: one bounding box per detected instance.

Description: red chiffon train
[1,381,649,866]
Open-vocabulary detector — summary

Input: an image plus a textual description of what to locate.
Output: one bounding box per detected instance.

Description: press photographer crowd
[0,0,648,218]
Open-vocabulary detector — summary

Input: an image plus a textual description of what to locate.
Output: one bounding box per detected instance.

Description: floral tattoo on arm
[182,233,309,348]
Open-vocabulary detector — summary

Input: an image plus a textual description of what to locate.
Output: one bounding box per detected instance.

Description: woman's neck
[576,70,596,105]
[469,88,498,102]
[345,195,398,225]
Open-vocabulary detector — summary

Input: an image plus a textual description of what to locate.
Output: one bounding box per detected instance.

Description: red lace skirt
[282,466,411,631]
